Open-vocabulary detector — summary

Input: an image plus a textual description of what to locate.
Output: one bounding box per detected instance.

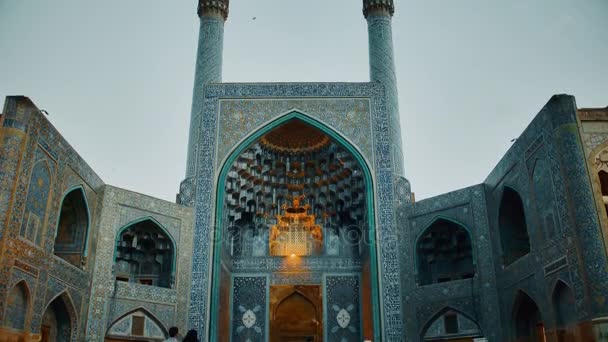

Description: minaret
[179,0,229,205]
[363,0,404,176]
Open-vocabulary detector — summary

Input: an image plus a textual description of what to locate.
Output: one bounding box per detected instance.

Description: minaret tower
[363,0,404,176]
[178,0,229,206]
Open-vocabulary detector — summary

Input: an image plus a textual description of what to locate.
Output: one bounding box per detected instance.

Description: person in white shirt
[164,326,179,342]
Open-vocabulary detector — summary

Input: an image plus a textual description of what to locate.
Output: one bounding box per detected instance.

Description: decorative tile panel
[325,275,361,342]
[217,98,373,168]
[189,82,404,340]
[85,186,194,340]
[231,275,268,342]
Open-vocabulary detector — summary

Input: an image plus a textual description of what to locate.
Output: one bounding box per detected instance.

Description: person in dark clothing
[182,329,199,342]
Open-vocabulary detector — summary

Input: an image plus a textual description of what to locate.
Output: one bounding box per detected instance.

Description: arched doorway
[552,281,576,341]
[270,286,322,342]
[5,281,30,331]
[210,114,379,342]
[41,293,75,342]
[512,291,545,342]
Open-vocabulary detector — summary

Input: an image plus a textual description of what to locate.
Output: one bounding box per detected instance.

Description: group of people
[163,327,198,342]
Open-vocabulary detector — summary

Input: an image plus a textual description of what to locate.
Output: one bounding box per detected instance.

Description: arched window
[498,187,531,265]
[416,219,474,285]
[421,308,482,341]
[114,219,175,288]
[512,291,544,341]
[54,188,89,267]
[552,281,576,341]
[5,281,29,331]
[21,160,51,245]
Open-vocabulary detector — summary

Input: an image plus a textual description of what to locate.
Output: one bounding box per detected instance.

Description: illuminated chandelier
[269,195,323,256]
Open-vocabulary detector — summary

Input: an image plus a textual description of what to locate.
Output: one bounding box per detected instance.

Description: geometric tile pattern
[216,98,374,167]
[231,276,268,342]
[85,186,194,340]
[325,275,361,342]
[188,82,404,340]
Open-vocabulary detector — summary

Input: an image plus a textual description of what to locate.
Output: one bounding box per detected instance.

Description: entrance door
[270,285,322,342]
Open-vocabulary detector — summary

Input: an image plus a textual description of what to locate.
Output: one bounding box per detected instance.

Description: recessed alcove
[416,219,475,286]
[222,119,367,260]
[498,187,531,266]
[54,188,89,267]
[214,116,376,341]
[114,219,175,288]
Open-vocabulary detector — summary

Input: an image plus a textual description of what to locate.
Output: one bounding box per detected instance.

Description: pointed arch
[217,109,374,175]
[415,216,475,285]
[21,159,52,245]
[498,186,531,266]
[43,289,78,325]
[270,286,323,342]
[420,306,482,340]
[274,292,318,337]
[4,280,31,331]
[113,217,176,288]
[209,111,381,340]
[53,185,91,268]
[531,157,559,240]
[272,288,321,319]
[552,279,576,329]
[42,289,78,342]
[105,307,169,339]
[511,290,544,340]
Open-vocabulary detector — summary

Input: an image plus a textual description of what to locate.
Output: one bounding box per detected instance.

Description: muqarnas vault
[1,0,608,341]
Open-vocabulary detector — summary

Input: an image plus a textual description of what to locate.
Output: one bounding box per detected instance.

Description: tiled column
[179,1,228,206]
[364,0,404,176]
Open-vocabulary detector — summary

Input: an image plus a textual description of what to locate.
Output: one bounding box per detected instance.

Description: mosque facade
[1,0,608,341]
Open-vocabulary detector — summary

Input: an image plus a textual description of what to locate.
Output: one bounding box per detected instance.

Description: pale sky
[1,0,606,202]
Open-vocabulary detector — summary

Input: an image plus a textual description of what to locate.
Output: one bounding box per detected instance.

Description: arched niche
[42,291,77,342]
[552,280,576,339]
[54,187,90,268]
[21,160,52,245]
[221,119,367,259]
[499,187,531,266]
[512,290,545,341]
[420,307,483,341]
[4,280,30,331]
[114,218,175,288]
[531,158,558,240]
[105,308,168,341]
[209,113,380,341]
[416,218,475,285]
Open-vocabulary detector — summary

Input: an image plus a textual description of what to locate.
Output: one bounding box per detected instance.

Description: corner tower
[364,0,404,176]
[178,0,229,206]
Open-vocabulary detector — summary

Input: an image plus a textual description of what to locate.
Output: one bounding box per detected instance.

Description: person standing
[164,327,179,342]
[182,330,199,342]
